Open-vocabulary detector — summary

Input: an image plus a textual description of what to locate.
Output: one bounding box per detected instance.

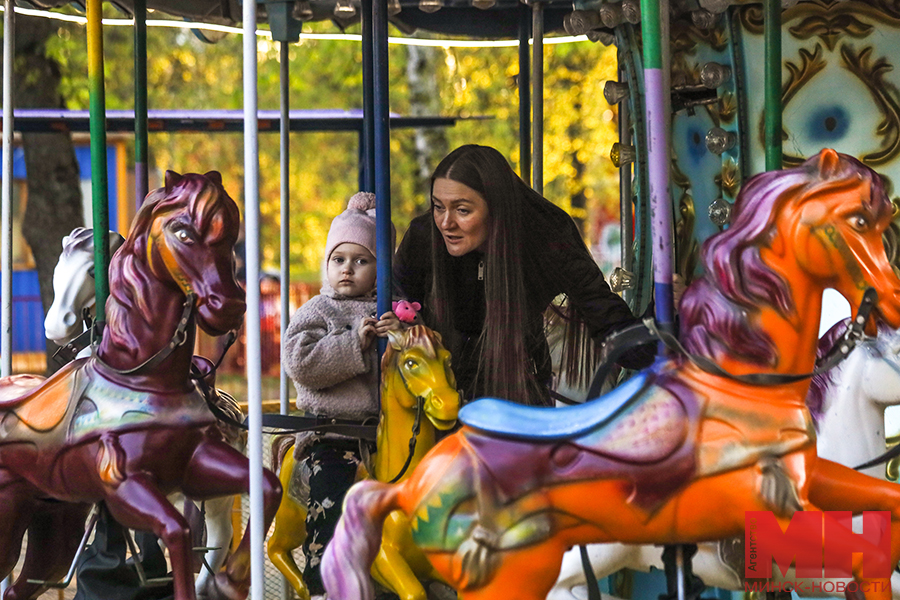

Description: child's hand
[359,317,377,350]
[374,311,401,336]
[672,274,687,309]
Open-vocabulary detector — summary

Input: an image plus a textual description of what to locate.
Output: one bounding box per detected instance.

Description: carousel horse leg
[182,439,282,599]
[809,459,900,600]
[372,512,428,600]
[195,495,237,600]
[103,473,196,600]
[431,539,566,600]
[0,479,33,588]
[266,449,310,600]
[7,501,91,600]
[659,544,708,600]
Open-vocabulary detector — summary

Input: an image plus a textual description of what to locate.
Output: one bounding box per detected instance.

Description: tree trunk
[406,45,448,200]
[13,14,85,373]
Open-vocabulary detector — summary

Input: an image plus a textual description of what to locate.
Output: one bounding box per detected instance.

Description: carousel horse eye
[173,227,194,244]
[849,214,869,231]
[405,359,418,370]
[87,265,95,279]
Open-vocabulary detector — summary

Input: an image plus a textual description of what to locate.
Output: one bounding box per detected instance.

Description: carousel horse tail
[322,479,401,600]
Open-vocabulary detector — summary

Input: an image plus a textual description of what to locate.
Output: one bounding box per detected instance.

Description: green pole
[87,0,110,326]
[134,0,148,205]
[764,0,782,171]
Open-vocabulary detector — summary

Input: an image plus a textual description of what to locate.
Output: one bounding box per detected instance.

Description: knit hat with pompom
[324,192,395,261]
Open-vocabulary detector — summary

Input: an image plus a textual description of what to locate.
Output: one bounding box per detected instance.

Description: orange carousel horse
[0,171,281,600]
[321,149,900,600]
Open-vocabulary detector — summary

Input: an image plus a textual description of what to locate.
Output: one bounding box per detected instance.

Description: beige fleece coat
[282,285,379,421]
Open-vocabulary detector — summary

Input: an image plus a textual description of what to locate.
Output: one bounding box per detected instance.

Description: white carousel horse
[547,321,900,600]
[44,227,125,354]
[45,226,243,599]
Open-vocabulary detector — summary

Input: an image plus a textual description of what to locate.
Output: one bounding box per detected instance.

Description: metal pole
[639,0,674,342]
[361,0,375,193]
[764,0,782,171]
[618,65,633,280]
[373,0,391,336]
[2,0,16,387]
[518,6,530,183]
[532,2,543,194]
[133,0,148,207]
[87,0,110,327]
[242,2,265,597]
[279,42,291,419]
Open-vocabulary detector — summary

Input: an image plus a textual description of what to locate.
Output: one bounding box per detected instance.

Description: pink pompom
[347,192,376,212]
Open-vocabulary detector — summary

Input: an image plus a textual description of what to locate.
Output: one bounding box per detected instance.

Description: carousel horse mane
[61,227,95,257]
[383,324,442,366]
[680,153,891,366]
[106,171,238,355]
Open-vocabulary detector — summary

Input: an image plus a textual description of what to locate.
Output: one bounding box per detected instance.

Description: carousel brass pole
[87,0,110,328]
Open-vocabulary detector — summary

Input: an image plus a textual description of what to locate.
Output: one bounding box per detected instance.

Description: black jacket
[393,210,653,402]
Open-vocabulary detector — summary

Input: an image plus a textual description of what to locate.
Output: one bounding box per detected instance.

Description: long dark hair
[429,145,591,404]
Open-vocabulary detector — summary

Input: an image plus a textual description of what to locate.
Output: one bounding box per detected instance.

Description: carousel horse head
[384,325,459,430]
[44,228,125,345]
[103,170,245,360]
[681,148,900,366]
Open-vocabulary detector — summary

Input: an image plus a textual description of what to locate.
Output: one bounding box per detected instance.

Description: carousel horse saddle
[0,360,83,432]
[460,372,649,440]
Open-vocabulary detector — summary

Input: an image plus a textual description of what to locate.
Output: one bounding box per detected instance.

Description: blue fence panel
[12,270,44,352]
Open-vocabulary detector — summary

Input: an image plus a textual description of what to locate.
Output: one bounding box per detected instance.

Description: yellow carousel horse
[267,324,460,600]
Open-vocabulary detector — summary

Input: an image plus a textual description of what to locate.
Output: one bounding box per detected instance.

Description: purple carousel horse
[0,171,281,600]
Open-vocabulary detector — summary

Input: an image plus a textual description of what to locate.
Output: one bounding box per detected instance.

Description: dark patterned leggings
[302,438,361,595]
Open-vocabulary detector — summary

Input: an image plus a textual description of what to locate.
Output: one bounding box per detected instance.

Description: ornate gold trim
[840,44,900,166]
[740,1,900,45]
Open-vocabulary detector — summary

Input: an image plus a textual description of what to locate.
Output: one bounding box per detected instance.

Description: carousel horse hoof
[844,585,866,600]
[210,570,250,600]
[426,581,457,600]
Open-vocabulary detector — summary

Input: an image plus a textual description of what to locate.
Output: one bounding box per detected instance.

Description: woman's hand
[359,317,377,350]
[374,311,401,336]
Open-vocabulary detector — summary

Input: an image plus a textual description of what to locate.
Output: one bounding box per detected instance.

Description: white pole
[242,1,264,598]
[279,42,290,419]
[2,0,15,383]
[1,4,13,592]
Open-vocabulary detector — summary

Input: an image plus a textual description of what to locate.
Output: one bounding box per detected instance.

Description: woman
[394,144,654,406]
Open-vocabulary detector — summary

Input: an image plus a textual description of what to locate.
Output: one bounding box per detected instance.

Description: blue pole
[518,6,530,182]
[361,0,375,192]
[373,0,391,346]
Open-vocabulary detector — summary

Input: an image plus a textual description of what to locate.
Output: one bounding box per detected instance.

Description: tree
[12,13,85,373]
